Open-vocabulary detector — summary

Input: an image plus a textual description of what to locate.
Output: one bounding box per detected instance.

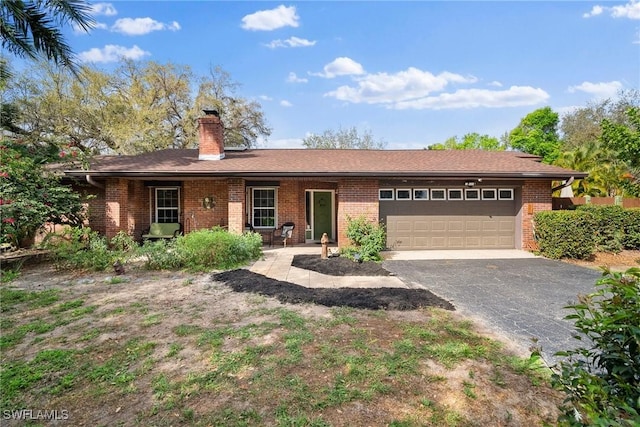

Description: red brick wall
[228,178,245,234]
[521,180,552,250]
[182,180,229,232]
[337,178,379,247]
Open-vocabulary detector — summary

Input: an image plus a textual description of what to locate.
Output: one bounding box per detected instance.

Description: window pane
[413,189,429,200]
[448,189,463,200]
[465,189,480,200]
[379,189,394,200]
[156,188,179,223]
[482,189,497,200]
[253,189,276,227]
[396,189,411,200]
[498,189,514,200]
[431,189,446,200]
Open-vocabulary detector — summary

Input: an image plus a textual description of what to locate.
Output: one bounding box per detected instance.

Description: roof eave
[65,170,588,180]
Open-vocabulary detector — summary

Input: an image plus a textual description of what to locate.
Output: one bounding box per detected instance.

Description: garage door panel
[386,214,515,250]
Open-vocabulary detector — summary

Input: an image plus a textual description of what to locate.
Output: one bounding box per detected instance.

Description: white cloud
[259,95,273,101]
[568,81,623,98]
[612,0,640,18]
[241,5,299,31]
[312,57,365,78]
[583,5,604,18]
[390,86,550,110]
[583,1,640,19]
[287,72,308,83]
[265,37,316,49]
[91,3,117,16]
[78,44,150,63]
[280,100,293,107]
[111,18,181,36]
[488,80,503,87]
[325,67,477,104]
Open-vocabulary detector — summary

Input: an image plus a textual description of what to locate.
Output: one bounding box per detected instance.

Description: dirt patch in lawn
[560,250,640,271]
[1,259,562,426]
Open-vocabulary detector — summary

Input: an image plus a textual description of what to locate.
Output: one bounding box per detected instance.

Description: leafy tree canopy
[0,0,94,77]
[302,127,385,149]
[3,60,271,155]
[600,106,640,196]
[560,89,639,151]
[0,139,85,248]
[428,133,506,150]
[508,106,561,164]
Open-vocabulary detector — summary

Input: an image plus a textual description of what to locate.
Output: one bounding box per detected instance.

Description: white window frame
[154,187,180,223]
[498,188,514,200]
[251,187,277,229]
[396,188,412,200]
[481,188,497,200]
[413,189,429,200]
[379,189,394,201]
[448,189,463,201]
[465,188,480,200]
[430,189,446,200]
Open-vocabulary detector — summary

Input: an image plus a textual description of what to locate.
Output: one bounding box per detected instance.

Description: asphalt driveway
[382,258,603,365]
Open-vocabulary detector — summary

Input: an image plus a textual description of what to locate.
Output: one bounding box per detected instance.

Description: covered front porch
[97,177,379,247]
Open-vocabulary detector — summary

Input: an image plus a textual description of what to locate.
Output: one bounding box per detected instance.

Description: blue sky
[63,1,640,148]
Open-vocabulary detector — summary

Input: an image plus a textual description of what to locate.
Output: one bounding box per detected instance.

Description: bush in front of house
[43,227,120,271]
[342,215,386,262]
[534,210,596,260]
[534,206,640,259]
[576,205,626,253]
[621,208,640,250]
[551,267,640,426]
[175,227,263,272]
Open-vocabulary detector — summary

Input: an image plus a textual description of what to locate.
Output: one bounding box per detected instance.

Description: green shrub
[177,227,263,271]
[534,211,595,259]
[138,239,182,270]
[139,228,263,272]
[621,209,640,250]
[43,227,115,271]
[576,205,625,253]
[552,268,640,426]
[343,216,386,262]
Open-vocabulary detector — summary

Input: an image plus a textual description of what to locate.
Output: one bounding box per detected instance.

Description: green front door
[313,191,333,241]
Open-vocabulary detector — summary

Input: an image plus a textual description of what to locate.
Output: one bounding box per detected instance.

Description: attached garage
[380,187,518,250]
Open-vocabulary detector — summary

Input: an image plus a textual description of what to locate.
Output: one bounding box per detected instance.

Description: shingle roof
[65,148,586,179]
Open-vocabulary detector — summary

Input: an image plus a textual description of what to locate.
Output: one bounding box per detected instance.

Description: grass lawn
[0,262,562,426]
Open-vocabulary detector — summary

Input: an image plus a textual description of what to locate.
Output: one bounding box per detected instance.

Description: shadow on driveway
[383,258,603,364]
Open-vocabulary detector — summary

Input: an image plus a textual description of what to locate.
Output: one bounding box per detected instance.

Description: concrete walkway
[250,246,409,289]
[249,247,537,288]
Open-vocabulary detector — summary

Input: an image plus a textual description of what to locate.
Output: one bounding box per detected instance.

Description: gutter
[68,171,588,180]
[85,174,105,189]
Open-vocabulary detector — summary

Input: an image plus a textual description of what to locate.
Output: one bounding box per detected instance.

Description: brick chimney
[198,109,224,160]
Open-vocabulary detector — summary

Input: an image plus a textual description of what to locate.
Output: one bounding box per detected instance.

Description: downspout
[85,175,105,189]
[551,176,575,193]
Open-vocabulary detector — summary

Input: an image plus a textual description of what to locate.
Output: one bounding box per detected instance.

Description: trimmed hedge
[534,206,640,259]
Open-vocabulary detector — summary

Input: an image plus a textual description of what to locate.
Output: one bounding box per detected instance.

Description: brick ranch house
[64,110,587,250]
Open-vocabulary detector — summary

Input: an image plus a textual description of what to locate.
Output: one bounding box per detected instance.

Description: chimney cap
[202,109,219,117]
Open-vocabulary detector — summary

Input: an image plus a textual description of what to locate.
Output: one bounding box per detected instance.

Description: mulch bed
[212,268,454,311]
[291,254,391,276]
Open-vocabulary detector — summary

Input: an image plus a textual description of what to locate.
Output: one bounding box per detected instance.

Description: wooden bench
[142,223,182,240]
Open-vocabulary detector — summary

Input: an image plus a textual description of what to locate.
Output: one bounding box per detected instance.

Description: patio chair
[272,222,295,247]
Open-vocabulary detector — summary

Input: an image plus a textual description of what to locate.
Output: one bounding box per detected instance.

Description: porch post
[105,178,128,239]
[228,178,245,234]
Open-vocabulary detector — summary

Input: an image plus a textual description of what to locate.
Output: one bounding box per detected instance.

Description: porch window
[155,188,180,223]
[252,188,276,228]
